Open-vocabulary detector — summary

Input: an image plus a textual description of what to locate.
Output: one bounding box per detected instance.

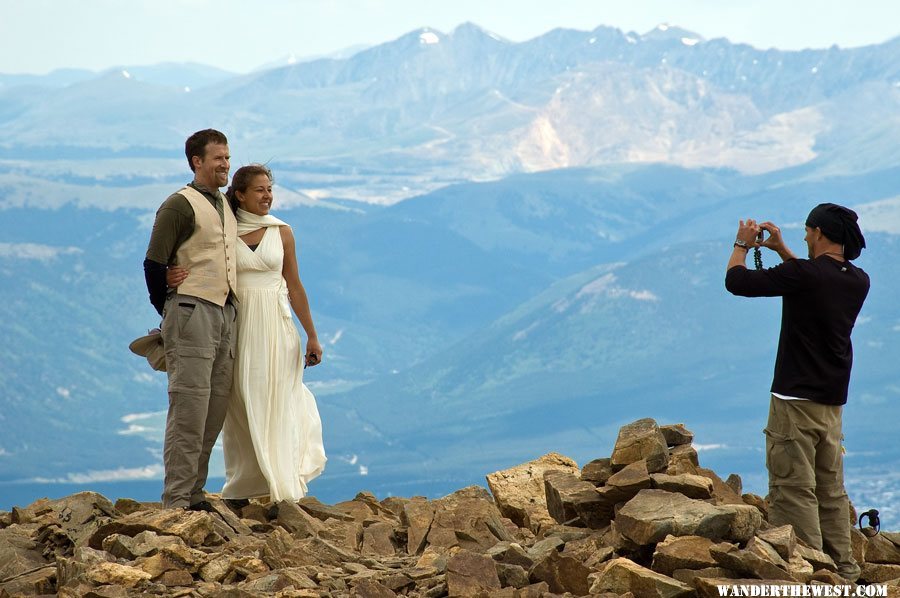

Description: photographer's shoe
[837,563,860,583]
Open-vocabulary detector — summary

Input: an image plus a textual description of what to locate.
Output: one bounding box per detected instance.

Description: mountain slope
[2,23,899,201]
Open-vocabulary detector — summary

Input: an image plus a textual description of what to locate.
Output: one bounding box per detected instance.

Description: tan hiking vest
[173,186,237,306]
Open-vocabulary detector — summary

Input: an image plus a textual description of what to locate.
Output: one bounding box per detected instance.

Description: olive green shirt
[145,182,227,265]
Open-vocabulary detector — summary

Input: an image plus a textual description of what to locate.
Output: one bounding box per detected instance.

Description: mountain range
[0,23,898,527]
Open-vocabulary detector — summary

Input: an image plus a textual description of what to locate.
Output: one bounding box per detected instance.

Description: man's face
[193,142,230,189]
[804,226,817,259]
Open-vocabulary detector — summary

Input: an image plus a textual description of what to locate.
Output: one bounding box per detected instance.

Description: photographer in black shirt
[725,203,869,582]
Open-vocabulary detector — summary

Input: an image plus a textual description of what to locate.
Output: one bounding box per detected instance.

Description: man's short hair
[185,129,228,172]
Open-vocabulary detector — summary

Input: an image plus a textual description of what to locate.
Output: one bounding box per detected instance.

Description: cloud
[856,196,900,235]
[0,243,83,261]
[694,443,727,451]
[29,464,164,484]
[132,372,160,384]
[118,411,166,440]
[121,411,165,423]
[118,424,154,436]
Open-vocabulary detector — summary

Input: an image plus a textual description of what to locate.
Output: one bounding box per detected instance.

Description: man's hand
[758,221,798,262]
[735,218,762,246]
[759,221,785,251]
[166,266,189,288]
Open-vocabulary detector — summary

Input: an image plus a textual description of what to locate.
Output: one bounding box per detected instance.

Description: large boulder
[660,424,694,446]
[611,418,669,473]
[794,544,836,572]
[667,445,700,475]
[0,566,57,596]
[616,490,762,545]
[697,468,744,505]
[606,460,652,498]
[427,486,511,552]
[86,562,154,587]
[362,521,397,557]
[543,470,608,528]
[318,518,364,552]
[755,525,797,561]
[709,542,796,581]
[401,497,435,555]
[88,508,218,549]
[102,530,184,560]
[275,500,326,538]
[866,533,900,565]
[528,549,591,595]
[581,458,613,486]
[0,527,49,581]
[651,535,729,576]
[486,453,579,533]
[446,549,501,595]
[650,473,713,500]
[861,563,900,583]
[589,557,693,598]
[298,496,357,522]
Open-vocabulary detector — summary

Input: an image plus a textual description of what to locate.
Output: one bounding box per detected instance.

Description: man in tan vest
[144,129,238,510]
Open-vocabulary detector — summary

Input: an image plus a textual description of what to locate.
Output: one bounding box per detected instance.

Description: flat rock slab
[88,508,218,549]
[651,534,730,576]
[616,489,761,546]
[446,549,501,595]
[590,557,693,598]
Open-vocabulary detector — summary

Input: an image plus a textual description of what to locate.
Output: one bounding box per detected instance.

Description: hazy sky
[2,0,899,75]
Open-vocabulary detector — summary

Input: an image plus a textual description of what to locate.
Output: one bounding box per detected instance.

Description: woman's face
[237,174,273,216]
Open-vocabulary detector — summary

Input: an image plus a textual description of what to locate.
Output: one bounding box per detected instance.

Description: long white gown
[221,223,326,501]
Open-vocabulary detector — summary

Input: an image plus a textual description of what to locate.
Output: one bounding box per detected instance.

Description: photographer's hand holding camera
[725,204,870,583]
[727,219,797,271]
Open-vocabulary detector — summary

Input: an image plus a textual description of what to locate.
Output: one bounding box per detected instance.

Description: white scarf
[236,208,288,235]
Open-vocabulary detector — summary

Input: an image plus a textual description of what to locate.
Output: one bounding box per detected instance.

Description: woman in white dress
[168,164,326,504]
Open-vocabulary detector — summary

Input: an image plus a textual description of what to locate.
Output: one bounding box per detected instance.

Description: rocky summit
[1,418,899,598]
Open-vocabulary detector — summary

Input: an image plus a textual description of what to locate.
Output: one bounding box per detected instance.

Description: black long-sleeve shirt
[726,255,869,405]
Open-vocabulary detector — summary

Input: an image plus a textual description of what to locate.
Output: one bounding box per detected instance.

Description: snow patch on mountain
[419,31,440,45]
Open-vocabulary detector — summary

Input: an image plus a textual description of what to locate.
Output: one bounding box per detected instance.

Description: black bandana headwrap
[805,203,866,260]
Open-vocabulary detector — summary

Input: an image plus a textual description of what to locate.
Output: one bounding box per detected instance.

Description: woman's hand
[166,266,189,288]
[305,338,324,369]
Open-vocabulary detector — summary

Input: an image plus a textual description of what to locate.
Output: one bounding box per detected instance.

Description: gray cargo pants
[160,293,236,508]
